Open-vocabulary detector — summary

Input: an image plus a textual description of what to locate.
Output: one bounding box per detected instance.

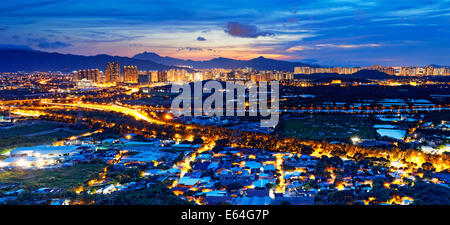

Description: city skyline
[0,0,449,67]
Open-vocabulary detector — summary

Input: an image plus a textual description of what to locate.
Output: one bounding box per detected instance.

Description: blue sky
[0,0,449,66]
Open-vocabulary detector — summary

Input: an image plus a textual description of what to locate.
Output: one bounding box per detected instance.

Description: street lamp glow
[16,159,28,167]
[165,114,173,120]
[351,136,361,144]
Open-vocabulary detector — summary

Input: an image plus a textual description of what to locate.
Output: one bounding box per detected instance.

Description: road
[41,100,166,125]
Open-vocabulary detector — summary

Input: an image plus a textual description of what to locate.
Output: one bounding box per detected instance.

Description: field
[0,121,87,154]
[0,163,105,191]
[276,115,377,141]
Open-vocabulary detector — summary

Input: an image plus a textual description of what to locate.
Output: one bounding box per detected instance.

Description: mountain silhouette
[133,51,310,71]
[0,48,176,72]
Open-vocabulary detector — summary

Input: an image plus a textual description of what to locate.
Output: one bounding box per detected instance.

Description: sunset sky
[0,0,449,66]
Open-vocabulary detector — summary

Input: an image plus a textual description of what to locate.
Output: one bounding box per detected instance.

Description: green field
[277,115,377,141]
[0,163,105,191]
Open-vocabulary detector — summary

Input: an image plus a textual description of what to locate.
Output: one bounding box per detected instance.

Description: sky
[0,0,449,66]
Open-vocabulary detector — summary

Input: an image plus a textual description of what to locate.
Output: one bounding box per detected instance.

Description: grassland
[0,163,105,191]
[0,121,87,154]
[276,115,377,141]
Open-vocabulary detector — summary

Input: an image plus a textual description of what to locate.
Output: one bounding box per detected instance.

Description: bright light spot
[16,159,28,167]
[351,136,361,144]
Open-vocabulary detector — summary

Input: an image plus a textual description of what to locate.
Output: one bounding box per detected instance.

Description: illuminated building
[293,65,450,76]
[194,72,203,81]
[98,71,105,83]
[331,80,342,84]
[72,69,100,83]
[72,70,78,81]
[157,71,168,82]
[138,70,150,84]
[106,62,120,83]
[123,65,139,83]
[76,79,94,88]
[150,71,158,82]
[166,68,189,82]
[167,69,175,82]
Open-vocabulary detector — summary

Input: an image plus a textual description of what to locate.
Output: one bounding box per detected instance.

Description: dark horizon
[1,47,449,70]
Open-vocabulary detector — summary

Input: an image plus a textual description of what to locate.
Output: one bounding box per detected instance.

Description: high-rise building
[194,72,203,81]
[72,71,79,81]
[123,65,138,83]
[167,69,175,82]
[137,70,150,84]
[72,69,100,83]
[150,71,158,82]
[98,71,105,83]
[157,71,167,82]
[106,62,120,83]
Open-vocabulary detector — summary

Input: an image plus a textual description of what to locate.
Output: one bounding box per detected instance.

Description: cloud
[196,36,206,41]
[176,47,203,52]
[0,0,64,13]
[286,45,316,52]
[286,43,381,53]
[81,33,144,43]
[1,0,448,65]
[292,6,297,14]
[38,40,72,49]
[287,18,299,23]
[301,58,318,63]
[176,47,218,53]
[315,43,382,48]
[27,38,72,49]
[224,22,274,38]
[129,43,145,47]
[0,44,32,50]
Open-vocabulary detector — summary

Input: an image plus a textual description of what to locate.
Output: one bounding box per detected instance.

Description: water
[376,129,406,140]
[374,124,397,129]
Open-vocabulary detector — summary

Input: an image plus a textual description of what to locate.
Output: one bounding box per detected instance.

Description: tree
[280,200,291,205]
[191,136,204,144]
[300,145,314,155]
[214,182,224,189]
[421,162,435,171]
[265,183,276,189]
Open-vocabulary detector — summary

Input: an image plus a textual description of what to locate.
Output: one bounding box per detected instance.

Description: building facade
[106,62,120,83]
[123,65,138,83]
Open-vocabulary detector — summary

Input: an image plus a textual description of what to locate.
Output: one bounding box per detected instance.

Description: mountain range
[0,48,310,72]
[0,49,175,72]
[133,51,310,70]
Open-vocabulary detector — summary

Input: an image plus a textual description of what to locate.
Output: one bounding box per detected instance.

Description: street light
[351,136,361,144]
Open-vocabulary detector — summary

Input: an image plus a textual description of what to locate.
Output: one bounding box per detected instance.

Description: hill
[0,49,175,72]
[293,69,398,81]
[133,51,310,71]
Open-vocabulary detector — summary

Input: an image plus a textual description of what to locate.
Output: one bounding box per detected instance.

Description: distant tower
[106,62,120,83]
